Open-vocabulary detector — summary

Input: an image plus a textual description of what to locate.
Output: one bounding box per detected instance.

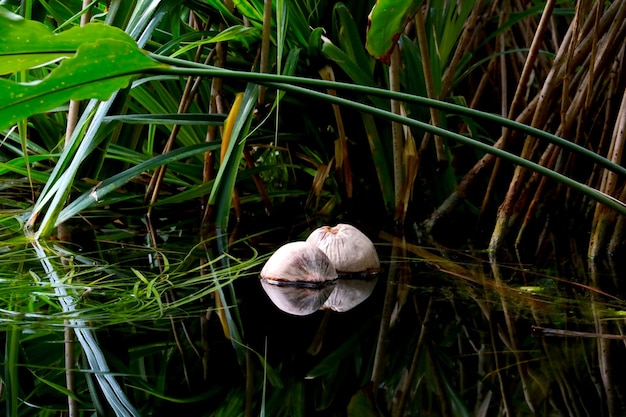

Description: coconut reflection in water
[259,225,380,315]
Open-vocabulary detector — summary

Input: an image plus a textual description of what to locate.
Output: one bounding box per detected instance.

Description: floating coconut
[306,224,380,273]
[306,224,380,312]
[259,241,337,315]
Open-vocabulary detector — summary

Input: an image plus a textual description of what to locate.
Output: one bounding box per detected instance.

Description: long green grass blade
[208,84,259,228]
[57,142,220,225]
[4,323,20,417]
[103,113,227,125]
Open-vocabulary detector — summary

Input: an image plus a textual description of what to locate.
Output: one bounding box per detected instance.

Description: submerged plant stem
[532,326,626,340]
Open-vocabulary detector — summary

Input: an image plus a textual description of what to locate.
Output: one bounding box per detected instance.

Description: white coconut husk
[259,241,337,315]
[306,224,380,273]
[306,224,380,312]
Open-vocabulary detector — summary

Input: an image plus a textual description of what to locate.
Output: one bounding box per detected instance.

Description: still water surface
[242,234,626,416]
[2,228,626,416]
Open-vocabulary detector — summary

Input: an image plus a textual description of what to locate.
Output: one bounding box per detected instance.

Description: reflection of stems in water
[487,302,513,416]
[454,280,493,413]
[31,241,139,416]
[392,299,432,417]
[307,310,332,356]
[371,236,401,393]
[146,215,193,388]
[201,312,210,380]
[165,293,190,388]
[589,261,616,416]
[536,329,579,416]
[245,347,254,417]
[490,260,536,413]
[428,346,451,417]
[64,324,77,417]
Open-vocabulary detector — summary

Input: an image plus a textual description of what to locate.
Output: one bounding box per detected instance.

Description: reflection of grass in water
[0,238,256,329]
[0,218,264,415]
[7,214,624,416]
[3,221,626,415]
[373,242,626,415]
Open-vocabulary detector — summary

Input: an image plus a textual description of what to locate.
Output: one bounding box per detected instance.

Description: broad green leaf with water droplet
[0,7,138,75]
[0,8,166,131]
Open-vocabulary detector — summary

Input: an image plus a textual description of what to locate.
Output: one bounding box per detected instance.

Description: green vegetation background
[1,0,625,415]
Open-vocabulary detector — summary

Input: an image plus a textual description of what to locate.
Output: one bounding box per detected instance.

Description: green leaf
[231,0,263,22]
[103,113,227,125]
[31,372,86,404]
[0,7,166,131]
[365,0,419,63]
[0,7,139,75]
[320,41,388,110]
[170,25,261,58]
[57,142,220,225]
[0,39,164,131]
[208,84,259,230]
[347,387,380,417]
[333,3,373,75]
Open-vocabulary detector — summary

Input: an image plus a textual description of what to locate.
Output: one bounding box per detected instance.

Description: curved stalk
[150,55,626,180]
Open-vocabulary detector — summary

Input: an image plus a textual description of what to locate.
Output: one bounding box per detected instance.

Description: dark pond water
[3,222,626,416]
[234,232,626,417]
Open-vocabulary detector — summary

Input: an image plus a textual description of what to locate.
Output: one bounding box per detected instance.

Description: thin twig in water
[532,326,626,340]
